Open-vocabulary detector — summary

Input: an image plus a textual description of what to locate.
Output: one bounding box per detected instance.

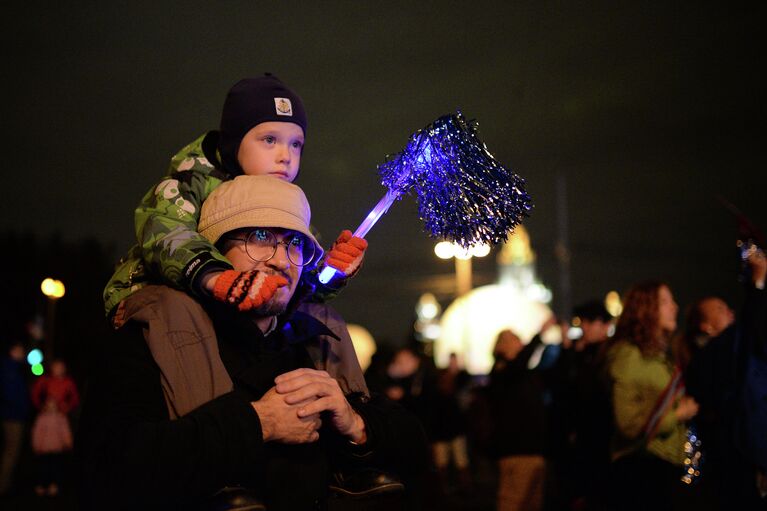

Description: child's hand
[326,230,368,278]
[212,270,288,311]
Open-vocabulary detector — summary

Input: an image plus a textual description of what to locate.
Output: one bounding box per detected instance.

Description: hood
[167,131,232,180]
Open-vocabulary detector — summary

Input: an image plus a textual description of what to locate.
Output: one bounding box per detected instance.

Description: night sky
[4,2,765,345]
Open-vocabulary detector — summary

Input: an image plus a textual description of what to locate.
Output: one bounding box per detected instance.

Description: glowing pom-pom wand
[318,112,532,284]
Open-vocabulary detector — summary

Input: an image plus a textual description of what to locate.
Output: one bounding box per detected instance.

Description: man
[685,250,767,510]
[489,329,548,511]
[0,341,31,496]
[77,175,426,510]
[551,300,613,511]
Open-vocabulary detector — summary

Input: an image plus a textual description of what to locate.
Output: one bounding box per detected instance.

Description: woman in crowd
[605,280,700,511]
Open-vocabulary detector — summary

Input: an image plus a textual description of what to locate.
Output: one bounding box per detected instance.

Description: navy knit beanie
[218,74,307,175]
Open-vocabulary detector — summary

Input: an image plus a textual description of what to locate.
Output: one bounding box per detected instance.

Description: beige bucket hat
[199,175,323,260]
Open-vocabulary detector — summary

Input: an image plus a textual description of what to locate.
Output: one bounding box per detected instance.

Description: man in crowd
[551,300,613,511]
[0,340,31,496]
[685,249,767,510]
[77,175,426,510]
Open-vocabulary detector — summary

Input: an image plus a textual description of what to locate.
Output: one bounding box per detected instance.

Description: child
[31,400,73,497]
[30,360,79,497]
[104,74,366,321]
[30,360,80,415]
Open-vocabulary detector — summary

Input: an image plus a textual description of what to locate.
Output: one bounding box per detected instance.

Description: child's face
[237,122,304,181]
[51,360,67,377]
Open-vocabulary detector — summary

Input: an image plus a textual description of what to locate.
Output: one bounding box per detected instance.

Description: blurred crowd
[364,250,767,511]
[1,250,765,510]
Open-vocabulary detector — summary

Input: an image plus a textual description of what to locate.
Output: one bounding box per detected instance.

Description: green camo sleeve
[135,170,232,293]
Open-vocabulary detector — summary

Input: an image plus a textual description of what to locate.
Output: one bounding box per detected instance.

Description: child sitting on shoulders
[104,74,366,324]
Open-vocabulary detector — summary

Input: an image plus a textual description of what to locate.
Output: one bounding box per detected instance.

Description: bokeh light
[40,278,65,299]
[27,348,43,366]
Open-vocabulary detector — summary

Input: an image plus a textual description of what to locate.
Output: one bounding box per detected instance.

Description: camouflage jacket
[104,132,342,316]
[103,132,234,315]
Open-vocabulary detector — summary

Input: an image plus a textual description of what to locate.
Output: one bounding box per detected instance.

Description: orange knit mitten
[325,230,368,278]
[212,270,288,311]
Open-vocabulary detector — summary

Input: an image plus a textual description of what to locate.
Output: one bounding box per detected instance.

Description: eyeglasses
[224,228,316,267]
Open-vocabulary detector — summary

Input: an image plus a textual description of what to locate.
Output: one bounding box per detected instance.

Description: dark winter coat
[77,290,426,510]
[487,336,548,457]
[0,357,31,421]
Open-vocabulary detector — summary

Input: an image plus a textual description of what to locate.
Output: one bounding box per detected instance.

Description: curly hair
[614,280,672,356]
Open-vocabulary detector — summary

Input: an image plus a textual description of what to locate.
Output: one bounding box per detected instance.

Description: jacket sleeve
[134,170,232,295]
[77,324,265,507]
[520,334,544,367]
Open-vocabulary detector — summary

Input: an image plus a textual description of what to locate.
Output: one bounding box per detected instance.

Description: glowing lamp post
[40,278,65,362]
[434,241,490,296]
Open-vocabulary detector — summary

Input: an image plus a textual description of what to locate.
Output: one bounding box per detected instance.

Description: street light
[434,241,490,296]
[41,278,65,298]
[40,278,65,362]
[414,293,442,346]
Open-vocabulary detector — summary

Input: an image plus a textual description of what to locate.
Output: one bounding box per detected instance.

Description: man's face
[698,297,734,337]
[237,122,304,181]
[494,330,524,361]
[580,319,610,344]
[9,344,24,361]
[222,227,304,315]
[388,350,420,379]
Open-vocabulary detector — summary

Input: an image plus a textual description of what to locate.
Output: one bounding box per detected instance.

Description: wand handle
[352,189,399,238]
[318,190,400,284]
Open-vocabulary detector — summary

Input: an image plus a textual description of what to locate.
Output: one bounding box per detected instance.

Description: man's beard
[250,269,297,319]
[255,275,293,317]
[259,297,288,317]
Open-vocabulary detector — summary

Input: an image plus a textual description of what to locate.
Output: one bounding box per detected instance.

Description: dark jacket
[686,284,766,507]
[77,290,426,510]
[0,357,31,421]
[552,342,612,467]
[487,336,547,457]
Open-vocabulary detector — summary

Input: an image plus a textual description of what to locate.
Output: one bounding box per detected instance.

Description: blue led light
[27,348,43,366]
[318,266,337,284]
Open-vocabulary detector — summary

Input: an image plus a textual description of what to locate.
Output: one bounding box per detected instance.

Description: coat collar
[210,302,340,348]
[279,310,340,345]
